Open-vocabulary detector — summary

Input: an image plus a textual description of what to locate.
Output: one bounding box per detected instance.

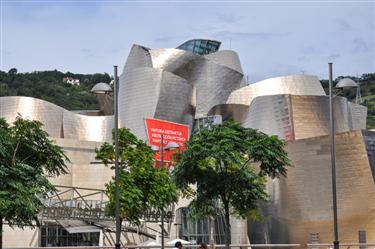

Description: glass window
[187,44,194,51]
[177,40,221,55]
[41,222,100,247]
[200,40,208,47]
[176,207,225,244]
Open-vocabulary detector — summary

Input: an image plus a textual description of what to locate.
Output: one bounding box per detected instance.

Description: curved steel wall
[240,94,367,140]
[63,110,113,142]
[0,96,64,138]
[243,95,294,140]
[150,48,199,77]
[203,50,244,74]
[290,95,351,139]
[155,71,195,126]
[118,67,163,138]
[227,75,326,106]
[118,43,245,137]
[124,44,153,72]
[150,47,245,117]
[0,96,113,142]
[251,130,375,245]
[190,57,243,117]
[118,66,194,139]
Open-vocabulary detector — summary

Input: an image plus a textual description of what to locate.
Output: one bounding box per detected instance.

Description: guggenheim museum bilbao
[1,39,374,247]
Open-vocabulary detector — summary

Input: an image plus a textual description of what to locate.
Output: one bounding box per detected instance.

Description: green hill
[0,69,374,129]
[0,68,111,110]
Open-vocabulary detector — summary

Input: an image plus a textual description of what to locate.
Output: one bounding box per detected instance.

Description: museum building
[1,39,374,247]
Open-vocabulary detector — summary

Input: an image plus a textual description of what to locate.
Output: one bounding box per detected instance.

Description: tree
[95,128,179,225]
[0,117,69,249]
[173,120,290,249]
[7,68,17,75]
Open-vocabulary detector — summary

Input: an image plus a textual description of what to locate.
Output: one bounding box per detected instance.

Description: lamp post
[328,63,358,249]
[151,135,179,249]
[114,65,121,249]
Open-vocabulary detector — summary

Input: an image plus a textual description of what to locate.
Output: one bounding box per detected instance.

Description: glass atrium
[177,39,221,55]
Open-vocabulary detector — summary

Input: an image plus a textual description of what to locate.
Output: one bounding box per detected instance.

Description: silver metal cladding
[251,130,375,245]
[0,96,113,142]
[227,74,326,106]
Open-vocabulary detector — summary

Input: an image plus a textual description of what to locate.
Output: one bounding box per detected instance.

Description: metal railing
[6,243,375,249]
[5,244,301,249]
[306,243,375,249]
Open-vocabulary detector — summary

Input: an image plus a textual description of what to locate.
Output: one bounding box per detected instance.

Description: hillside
[0,69,374,129]
[0,69,111,110]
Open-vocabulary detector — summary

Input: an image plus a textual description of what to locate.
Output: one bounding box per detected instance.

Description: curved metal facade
[203,50,244,74]
[118,66,194,139]
[0,96,64,137]
[240,94,367,140]
[63,110,113,142]
[118,43,245,137]
[150,48,199,75]
[0,96,113,142]
[227,74,326,106]
[243,94,294,140]
[250,130,375,245]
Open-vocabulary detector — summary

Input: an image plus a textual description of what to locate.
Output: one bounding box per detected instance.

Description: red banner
[144,118,189,168]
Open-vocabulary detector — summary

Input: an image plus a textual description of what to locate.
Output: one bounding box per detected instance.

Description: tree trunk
[209,216,215,249]
[0,216,3,249]
[224,202,231,249]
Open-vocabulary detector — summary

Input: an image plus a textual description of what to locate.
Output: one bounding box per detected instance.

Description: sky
[1,0,374,83]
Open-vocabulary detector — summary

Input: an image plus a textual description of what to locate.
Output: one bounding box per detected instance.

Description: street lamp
[151,135,180,249]
[113,66,121,249]
[328,63,358,249]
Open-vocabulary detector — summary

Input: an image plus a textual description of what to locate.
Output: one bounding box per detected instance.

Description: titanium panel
[118,67,194,139]
[203,50,243,74]
[154,71,194,127]
[150,48,199,78]
[242,95,294,140]
[227,75,326,106]
[190,57,243,117]
[63,110,113,142]
[0,96,113,142]
[252,131,375,245]
[241,95,366,141]
[291,95,351,140]
[118,67,162,138]
[0,96,63,137]
[119,43,245,135]
[124,44,153,72]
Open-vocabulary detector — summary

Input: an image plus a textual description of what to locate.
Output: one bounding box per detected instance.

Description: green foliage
[172,120,290,247]
[0,117,69,247]
[0,69,112,110]
[320,73,375,129]
[95,128,178,225]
